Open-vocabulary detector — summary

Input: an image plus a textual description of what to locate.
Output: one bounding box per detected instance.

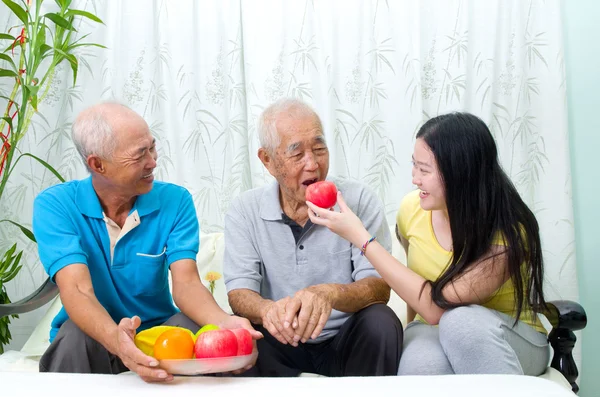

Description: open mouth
[419,190,429,198]
[142,173,153,179]
[302,178,318,187]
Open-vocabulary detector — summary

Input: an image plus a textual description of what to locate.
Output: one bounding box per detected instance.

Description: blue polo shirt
[33,177,199,342]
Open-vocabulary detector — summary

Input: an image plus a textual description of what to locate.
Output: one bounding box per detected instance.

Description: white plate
[159,351,257,375]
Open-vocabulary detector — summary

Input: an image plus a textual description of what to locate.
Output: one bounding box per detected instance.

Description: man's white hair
[257,98,323,154]
[71,101,129,166]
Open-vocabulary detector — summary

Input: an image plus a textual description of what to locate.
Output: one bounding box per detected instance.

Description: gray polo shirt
[223,177,391,342]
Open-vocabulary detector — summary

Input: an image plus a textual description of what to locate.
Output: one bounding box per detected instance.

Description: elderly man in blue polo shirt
[224,98,403,377]
[33,102,261,381]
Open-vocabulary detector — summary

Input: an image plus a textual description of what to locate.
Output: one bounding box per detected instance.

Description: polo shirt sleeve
[166,189,199,265]
[351,186,392,281]
[33,189,88,282]
[223,197,262,293]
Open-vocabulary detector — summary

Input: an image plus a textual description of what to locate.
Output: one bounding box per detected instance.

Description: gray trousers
[398,305,549,376]
[39,313,200,374]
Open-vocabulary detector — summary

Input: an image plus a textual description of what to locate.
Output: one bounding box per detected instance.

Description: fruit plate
[159,351,257,375]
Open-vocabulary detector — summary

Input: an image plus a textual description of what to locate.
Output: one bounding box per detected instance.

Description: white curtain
[1,0,579,363]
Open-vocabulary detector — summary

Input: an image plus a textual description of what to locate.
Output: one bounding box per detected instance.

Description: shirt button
[299,245,304,250]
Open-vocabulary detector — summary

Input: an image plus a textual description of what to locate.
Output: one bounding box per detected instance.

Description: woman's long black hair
[417,112,546,321]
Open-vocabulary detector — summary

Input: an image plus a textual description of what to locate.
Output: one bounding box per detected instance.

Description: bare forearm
[362,240,445,324]
[319,277,390,313]
[173,279,229,327]
[228,289,272,325]
[60,288,120,355]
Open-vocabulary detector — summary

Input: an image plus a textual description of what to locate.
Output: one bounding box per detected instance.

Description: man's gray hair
[257,97,323,154]
[71,101,127,166]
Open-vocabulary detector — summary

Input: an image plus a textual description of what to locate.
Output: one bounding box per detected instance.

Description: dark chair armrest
[0,277,58,318]
[543,300,587,394]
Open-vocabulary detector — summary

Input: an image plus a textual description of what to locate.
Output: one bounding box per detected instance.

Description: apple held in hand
[305,180,338,209]
[230,328,253,355]
[194,329,238,359]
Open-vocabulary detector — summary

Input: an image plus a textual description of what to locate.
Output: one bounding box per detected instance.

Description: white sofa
[0,228,573,391]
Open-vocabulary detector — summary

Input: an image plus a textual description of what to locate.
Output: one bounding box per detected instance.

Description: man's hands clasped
[261,285,335,347]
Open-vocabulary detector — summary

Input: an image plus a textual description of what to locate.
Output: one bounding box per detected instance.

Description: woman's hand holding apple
[305,180,338,209]
[307,191,371,248]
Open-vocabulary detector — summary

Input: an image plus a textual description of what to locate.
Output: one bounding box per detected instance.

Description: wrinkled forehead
[285,135,327,154]
[275,114,324,150]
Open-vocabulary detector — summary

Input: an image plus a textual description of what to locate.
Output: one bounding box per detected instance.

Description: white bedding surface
[0,372,575,397]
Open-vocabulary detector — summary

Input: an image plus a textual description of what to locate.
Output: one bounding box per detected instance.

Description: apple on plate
[194,329,238,359]
[305,180,338,209]
[230,328,253,355]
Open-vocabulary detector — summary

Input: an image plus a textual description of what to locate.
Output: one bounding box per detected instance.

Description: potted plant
[0,0,104,353]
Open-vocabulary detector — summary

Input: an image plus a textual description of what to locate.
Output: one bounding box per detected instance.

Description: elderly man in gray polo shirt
[224,98,403,377]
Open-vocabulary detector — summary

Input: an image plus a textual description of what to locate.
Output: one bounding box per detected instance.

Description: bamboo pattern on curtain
[0,0,579,361]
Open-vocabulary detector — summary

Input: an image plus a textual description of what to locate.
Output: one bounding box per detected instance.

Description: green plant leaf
[65,9,104,24]
[0,34,16,41]
[0,244,17,273]
[0,220,36,242]
[2,264,22,283]
[2,0,29,25]
[2,43,15,53]
[66,53,78,85]
[23,83,41,109]
[53,47,78,84]
[22,83,40,102]
[0,53,17,72]
[34,23,47,51]
[26,83,40,95]
[0,258,8,275]
[67,42,107,51]
[1,248,22,283]
[39,43,52,57]
[44,13,76,31]
[0,117,13,145]
[2,261,22,283]
[18,153,65,182]
[1,115,14,123]
[0,69,18,78]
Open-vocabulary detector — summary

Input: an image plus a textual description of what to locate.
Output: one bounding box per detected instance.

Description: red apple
[194,329,238,359]
[305,181,338,209]
[230,328,253,355]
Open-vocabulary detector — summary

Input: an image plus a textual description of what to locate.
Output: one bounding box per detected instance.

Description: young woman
[307,112,549,375]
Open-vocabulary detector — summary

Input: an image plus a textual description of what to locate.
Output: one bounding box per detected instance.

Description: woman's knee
[438,305,499,346]
[398,325,453,375]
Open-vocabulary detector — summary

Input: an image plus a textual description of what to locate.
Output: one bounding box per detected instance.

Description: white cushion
[389,228,408,325]
[0,350,42,372]
[538,367,573,390]
[195,232,232,314]
[20,296,63,357]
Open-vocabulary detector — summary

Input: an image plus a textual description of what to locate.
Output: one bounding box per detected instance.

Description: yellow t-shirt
[396,190,545,333]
